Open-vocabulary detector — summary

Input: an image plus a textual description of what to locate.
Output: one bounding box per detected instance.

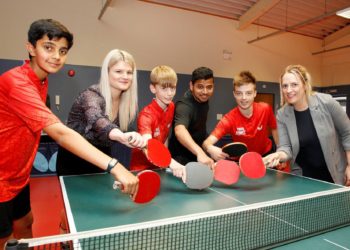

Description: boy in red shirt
[0,19,139,248]
[203,71,278,161]
[130,65,184,178]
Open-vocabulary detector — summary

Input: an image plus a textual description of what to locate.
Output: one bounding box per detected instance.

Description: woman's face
[281,72,307,109]
[109,61,133,92]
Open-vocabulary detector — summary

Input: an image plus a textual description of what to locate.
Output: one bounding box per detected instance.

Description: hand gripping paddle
[239,152,266,179]
[222,142,248,161]
[214,159,240,185]
[113,170,161,204]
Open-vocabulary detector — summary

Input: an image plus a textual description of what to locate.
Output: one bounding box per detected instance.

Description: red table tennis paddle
[214,159,240,185]
[145,138,171,168]
[239,152,266,179]
[222,142,248,161]
[113,170,161,204]
[166,162,213,190]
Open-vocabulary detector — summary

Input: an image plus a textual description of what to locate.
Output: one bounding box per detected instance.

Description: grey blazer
[277,93,350,185]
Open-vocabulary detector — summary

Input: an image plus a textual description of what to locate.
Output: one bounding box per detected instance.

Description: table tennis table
[56,168,350,249]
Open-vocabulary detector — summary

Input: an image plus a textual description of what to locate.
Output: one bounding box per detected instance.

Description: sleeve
[173,101,192,128]
[324,95,350,150]
[8,78,59,132]
[276,110,293,159]
[211,114,231,139]
[137,108,154,135]
[78,89,118,142]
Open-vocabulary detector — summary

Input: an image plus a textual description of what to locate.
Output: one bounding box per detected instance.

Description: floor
[30,175,63,237]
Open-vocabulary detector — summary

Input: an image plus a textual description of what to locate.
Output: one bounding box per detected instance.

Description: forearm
[175,125,205,157]
[45,123,111,170]
[346,151,350,164]
[108,127,124,141]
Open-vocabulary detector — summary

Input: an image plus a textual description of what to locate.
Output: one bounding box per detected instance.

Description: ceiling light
[336,7,350,19]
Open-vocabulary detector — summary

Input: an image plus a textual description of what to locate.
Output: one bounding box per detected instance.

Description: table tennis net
[6,187,350,250]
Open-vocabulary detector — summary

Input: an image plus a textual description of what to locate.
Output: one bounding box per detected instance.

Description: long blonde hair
[99,49,138,131]
[280,64,314,106]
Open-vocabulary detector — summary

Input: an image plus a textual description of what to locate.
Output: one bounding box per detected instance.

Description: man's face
[190,78,214,103]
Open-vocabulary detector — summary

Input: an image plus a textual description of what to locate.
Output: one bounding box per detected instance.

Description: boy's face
[233,83,256,111]
[109,61,133,93]
[150,84,176,109]
[26,35,69,79]
[190,78,214,103]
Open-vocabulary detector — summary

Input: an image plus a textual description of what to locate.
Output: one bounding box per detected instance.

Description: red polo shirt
[0,61,60,202]
[212,102,277,155]
[130,99,174,171]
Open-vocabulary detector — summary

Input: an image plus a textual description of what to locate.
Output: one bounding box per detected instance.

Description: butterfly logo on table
[33,152,57,172]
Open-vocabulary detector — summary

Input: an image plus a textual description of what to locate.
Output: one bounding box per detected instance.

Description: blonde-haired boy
[130,65,184,177]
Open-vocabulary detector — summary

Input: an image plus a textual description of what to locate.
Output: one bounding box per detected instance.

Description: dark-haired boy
[0,19,138,247]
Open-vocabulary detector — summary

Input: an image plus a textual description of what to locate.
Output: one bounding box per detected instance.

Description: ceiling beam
[238,0,281,30]
[324,25,350,46]
[312,44,350,55]
[248,6,347,44]
[98,0,113,20]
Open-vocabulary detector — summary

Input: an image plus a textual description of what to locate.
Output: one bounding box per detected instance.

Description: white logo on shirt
[236,127,246,135]
[154,127,160,137]
[257,125,263,131]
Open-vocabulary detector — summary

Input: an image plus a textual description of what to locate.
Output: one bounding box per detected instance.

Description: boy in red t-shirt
[130,65,184,178]
[203,71,278,161]
[0,19,139,248]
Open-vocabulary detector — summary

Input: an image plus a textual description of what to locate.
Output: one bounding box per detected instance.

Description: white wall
[0,0,349,86]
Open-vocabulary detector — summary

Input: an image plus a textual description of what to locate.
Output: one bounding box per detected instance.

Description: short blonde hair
[280,64,314,106]
[99,49,138,131]
[233,71,256,90]
[150,65,177,88]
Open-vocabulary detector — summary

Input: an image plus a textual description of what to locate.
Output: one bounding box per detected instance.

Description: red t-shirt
[130,99,174,171]
[0,61,60,202]
[211,102,277,155]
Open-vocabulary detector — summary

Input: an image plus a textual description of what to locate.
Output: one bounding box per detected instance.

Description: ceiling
[140,0,350,46]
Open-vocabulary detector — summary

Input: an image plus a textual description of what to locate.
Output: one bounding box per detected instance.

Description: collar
[151,98,168,112]
[22,60,48,86]
[282,93,319,117]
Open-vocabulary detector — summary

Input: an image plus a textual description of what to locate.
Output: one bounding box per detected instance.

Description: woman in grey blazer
[264,65,350,186]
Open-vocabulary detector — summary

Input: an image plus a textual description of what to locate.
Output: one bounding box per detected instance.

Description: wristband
[106,158,118,173]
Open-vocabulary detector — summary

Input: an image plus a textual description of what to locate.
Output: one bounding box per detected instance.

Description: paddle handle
[113,181,123,190]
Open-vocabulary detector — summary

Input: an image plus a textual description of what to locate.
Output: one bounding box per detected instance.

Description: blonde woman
[264,65,350,186]
[57,49,146,175]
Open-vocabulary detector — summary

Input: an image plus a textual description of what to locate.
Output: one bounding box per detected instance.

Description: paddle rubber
[113,170,161,204]
[239,152,266,179]
[215,160,240,185]
[184,162,213,190]
[166,162,213,190]
[222,142,247,160]
[146,139,171,168]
